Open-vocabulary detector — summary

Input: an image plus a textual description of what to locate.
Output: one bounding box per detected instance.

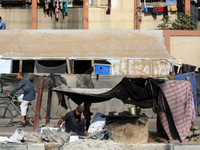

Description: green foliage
[157,12,196,30]
[157,15,171,30]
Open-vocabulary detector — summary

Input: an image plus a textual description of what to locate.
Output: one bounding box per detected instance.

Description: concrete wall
[170,36,200,67]
[140,11,177,30]
[88,0,135,29]
[0,7,83,29]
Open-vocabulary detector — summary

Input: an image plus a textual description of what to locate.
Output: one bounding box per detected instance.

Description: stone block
[28,143,45,150]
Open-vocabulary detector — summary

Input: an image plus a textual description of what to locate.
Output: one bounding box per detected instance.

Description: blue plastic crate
[94,64,110,75]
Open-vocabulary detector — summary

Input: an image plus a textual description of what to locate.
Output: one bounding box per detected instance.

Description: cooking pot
[129,105,137,115]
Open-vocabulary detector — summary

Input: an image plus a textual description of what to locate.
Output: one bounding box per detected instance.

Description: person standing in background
[83,102,93,131]
[0,16,6,30]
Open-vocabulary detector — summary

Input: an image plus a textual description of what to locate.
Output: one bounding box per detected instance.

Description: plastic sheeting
[0,59,12,73]
[35,60,67,73]
[52,77,164,108]
[175,72,200,115]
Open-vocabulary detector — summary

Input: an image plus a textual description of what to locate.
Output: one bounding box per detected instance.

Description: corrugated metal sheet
[0,29,172,60]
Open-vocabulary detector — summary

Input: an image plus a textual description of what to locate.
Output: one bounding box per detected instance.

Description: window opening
[74,60,91,74]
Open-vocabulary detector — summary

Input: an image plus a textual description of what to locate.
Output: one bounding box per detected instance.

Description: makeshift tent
[175,72,200,115]
[52,77,165,108]
[158,80,195,143]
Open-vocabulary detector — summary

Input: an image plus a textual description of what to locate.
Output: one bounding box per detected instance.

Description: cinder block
[174,144,200,150]
[28,143,45,150]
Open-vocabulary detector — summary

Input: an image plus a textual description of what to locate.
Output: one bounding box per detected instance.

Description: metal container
[129,105,137,115]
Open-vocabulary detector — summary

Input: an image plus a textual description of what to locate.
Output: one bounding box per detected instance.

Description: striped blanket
[158,80,195,143]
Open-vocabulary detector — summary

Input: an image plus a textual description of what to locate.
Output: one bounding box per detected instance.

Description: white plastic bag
[88,113,105,133]
[7,128,24,143]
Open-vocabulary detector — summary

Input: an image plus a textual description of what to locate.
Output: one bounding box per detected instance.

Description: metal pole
[33,80,43,132]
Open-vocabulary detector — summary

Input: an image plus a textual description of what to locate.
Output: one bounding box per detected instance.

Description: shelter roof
[0,29,172,60]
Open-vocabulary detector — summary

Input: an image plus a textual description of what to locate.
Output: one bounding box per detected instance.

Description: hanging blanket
[158,80,195,143]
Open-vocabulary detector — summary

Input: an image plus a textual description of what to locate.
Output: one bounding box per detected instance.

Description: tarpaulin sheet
[35,60,67,73]
[175,72,200,115]
[52,77,164,108]
[0,59,12,73]
[158,80,195,143]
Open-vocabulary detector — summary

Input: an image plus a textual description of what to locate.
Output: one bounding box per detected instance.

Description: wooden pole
[91,60,94,75]
[33,80,43,132]
[83,0,89,29]
[32,0,37,29]
[66,58,71,74]
[19,60,23,72]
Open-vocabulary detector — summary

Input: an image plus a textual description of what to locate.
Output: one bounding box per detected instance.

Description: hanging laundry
[169,5,177,11]
[191,5,198,25]
[49,1,53,18]
[142,5,148,12]
[64,2,68,15]
[166,0,177,6]
[157,7,164,13]
[46,3,49,16]
[55,6,59,21]
[106,0,111,15]
[163,6,168,17]
[177,4,184,13]
[55,0,57,7]
[152,7,158,15]
[62,1,65,19]
[147,6,153,12]
[60,0,63,10]
[43,1,46,13]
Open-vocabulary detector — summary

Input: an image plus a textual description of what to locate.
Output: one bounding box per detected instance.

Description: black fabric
[174,65,180,73]
[53,77,164,108]
[50,73,68,109]
[177,4,184,13]
[182,64,196,73]
[163,6,168,18]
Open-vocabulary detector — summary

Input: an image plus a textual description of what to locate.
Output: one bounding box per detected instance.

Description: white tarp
[0,59,12,73]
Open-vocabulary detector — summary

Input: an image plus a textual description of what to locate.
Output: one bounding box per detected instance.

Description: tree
[157,12,196,30]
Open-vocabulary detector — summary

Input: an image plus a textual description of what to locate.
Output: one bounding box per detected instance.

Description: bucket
[129,105,137,115]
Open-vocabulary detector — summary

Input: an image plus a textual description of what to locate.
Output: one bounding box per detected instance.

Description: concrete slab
[116,143,173,150]
[0,143,27,150]
[174,144,200,150]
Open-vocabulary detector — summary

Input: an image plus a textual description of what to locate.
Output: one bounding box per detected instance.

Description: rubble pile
[24,128,72,143]
[60,139,122,150]
[186,127,200,143]
[107,116,148,144]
